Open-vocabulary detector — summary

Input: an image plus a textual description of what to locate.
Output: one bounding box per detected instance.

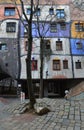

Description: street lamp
[46,70,48,79]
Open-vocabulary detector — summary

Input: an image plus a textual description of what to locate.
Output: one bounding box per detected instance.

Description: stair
[68,81,84,100]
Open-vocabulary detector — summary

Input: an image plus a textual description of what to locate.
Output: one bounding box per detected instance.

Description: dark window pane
[49,8,54,15]
[32,60,38,70]
[76,42,82,49]
[63,60,68,69]
[50,23,57,32]
[0,43,7,50]
[56,9,65,19]
[44,40,51,49]
[27,8,31,15]
[35,8,40,16]
[56,40,62,51]
[60,22,66,30]
[75,61,81,69]
[6,22,16,32]
[75,23,84,32]
[5,7,15,16]
[53,60,61,70]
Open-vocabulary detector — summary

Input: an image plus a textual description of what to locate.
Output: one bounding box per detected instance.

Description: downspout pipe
[17,20,21,81]
[69,21,74,78]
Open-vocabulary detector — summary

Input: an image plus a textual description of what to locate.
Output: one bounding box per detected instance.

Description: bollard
[21,92,25,102]
[23,92,25,101]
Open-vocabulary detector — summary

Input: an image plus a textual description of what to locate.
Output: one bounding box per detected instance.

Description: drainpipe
[17,20,21,80]
[69,21,74,78]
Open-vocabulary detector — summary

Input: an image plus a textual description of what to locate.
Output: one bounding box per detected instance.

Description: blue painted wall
[70,39,84,55]
[20,22,70,38]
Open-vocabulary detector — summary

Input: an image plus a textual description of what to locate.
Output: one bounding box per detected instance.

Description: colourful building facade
[0,0,84,97]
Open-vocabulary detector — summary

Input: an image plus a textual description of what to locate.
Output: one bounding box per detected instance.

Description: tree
[14,0,55,100]
[34,12,54,98]
[15,0,51,99]
[13,0,41,108]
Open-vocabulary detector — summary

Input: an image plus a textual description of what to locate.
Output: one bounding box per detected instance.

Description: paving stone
[74,126,80,130]
[0,98,83,130]
[75,115,80,120]
[81,116,84,121]
[60,127,67,130]
[69,115,74,119]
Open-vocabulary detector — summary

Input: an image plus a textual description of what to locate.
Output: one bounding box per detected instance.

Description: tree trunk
[39,38,44,98]
[26,58,36,108]
[26,20,36,108]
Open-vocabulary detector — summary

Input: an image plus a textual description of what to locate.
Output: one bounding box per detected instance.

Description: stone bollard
[21,92,25,102]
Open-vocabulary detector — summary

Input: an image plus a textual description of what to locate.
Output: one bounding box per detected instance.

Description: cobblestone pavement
[0,97,84,130]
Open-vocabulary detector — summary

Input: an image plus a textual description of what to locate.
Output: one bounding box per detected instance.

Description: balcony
[56,16,66,23]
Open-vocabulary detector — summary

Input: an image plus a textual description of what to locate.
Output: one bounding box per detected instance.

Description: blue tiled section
[70,38,84,55]
[20,22,70,38]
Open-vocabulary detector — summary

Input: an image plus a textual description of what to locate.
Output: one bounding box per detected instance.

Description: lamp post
[46,70,48,79]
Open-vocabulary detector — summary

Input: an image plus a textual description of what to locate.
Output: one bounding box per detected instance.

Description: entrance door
[48,81,61,97]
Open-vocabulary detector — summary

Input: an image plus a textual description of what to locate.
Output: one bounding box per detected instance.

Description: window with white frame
[56,9,65,19]
[6,22,16,32]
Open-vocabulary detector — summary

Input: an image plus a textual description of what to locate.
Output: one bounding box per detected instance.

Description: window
[35,8,40,16]
[60,22,66,30]
[63,60,68,69]
[24,40,28,51]
[6,22,16,32]
[56,40,62,51]
[4,7,15,16]
[24,24,28,37]
[56,9,65,19]
[0,43,7,51]
[75,23,84,32]
[31,60,38,70]
[75,60,81,69]
[26,8,31,15]
[53,60,61,70]
[33,83,40,96]
[49,8,54,15]
[76,42,82,49]
[44,40,51,49]
[50,23,57,32]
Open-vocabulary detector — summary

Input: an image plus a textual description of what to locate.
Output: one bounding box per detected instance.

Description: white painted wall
[23,5,70,22]
[0,19,19,38]
[50,38,70,55]
[20,37,72,79]
[49,55,73,79]
[73,56,84,78]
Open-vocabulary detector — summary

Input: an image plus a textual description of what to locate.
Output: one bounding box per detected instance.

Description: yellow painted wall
[71,21,84,39]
